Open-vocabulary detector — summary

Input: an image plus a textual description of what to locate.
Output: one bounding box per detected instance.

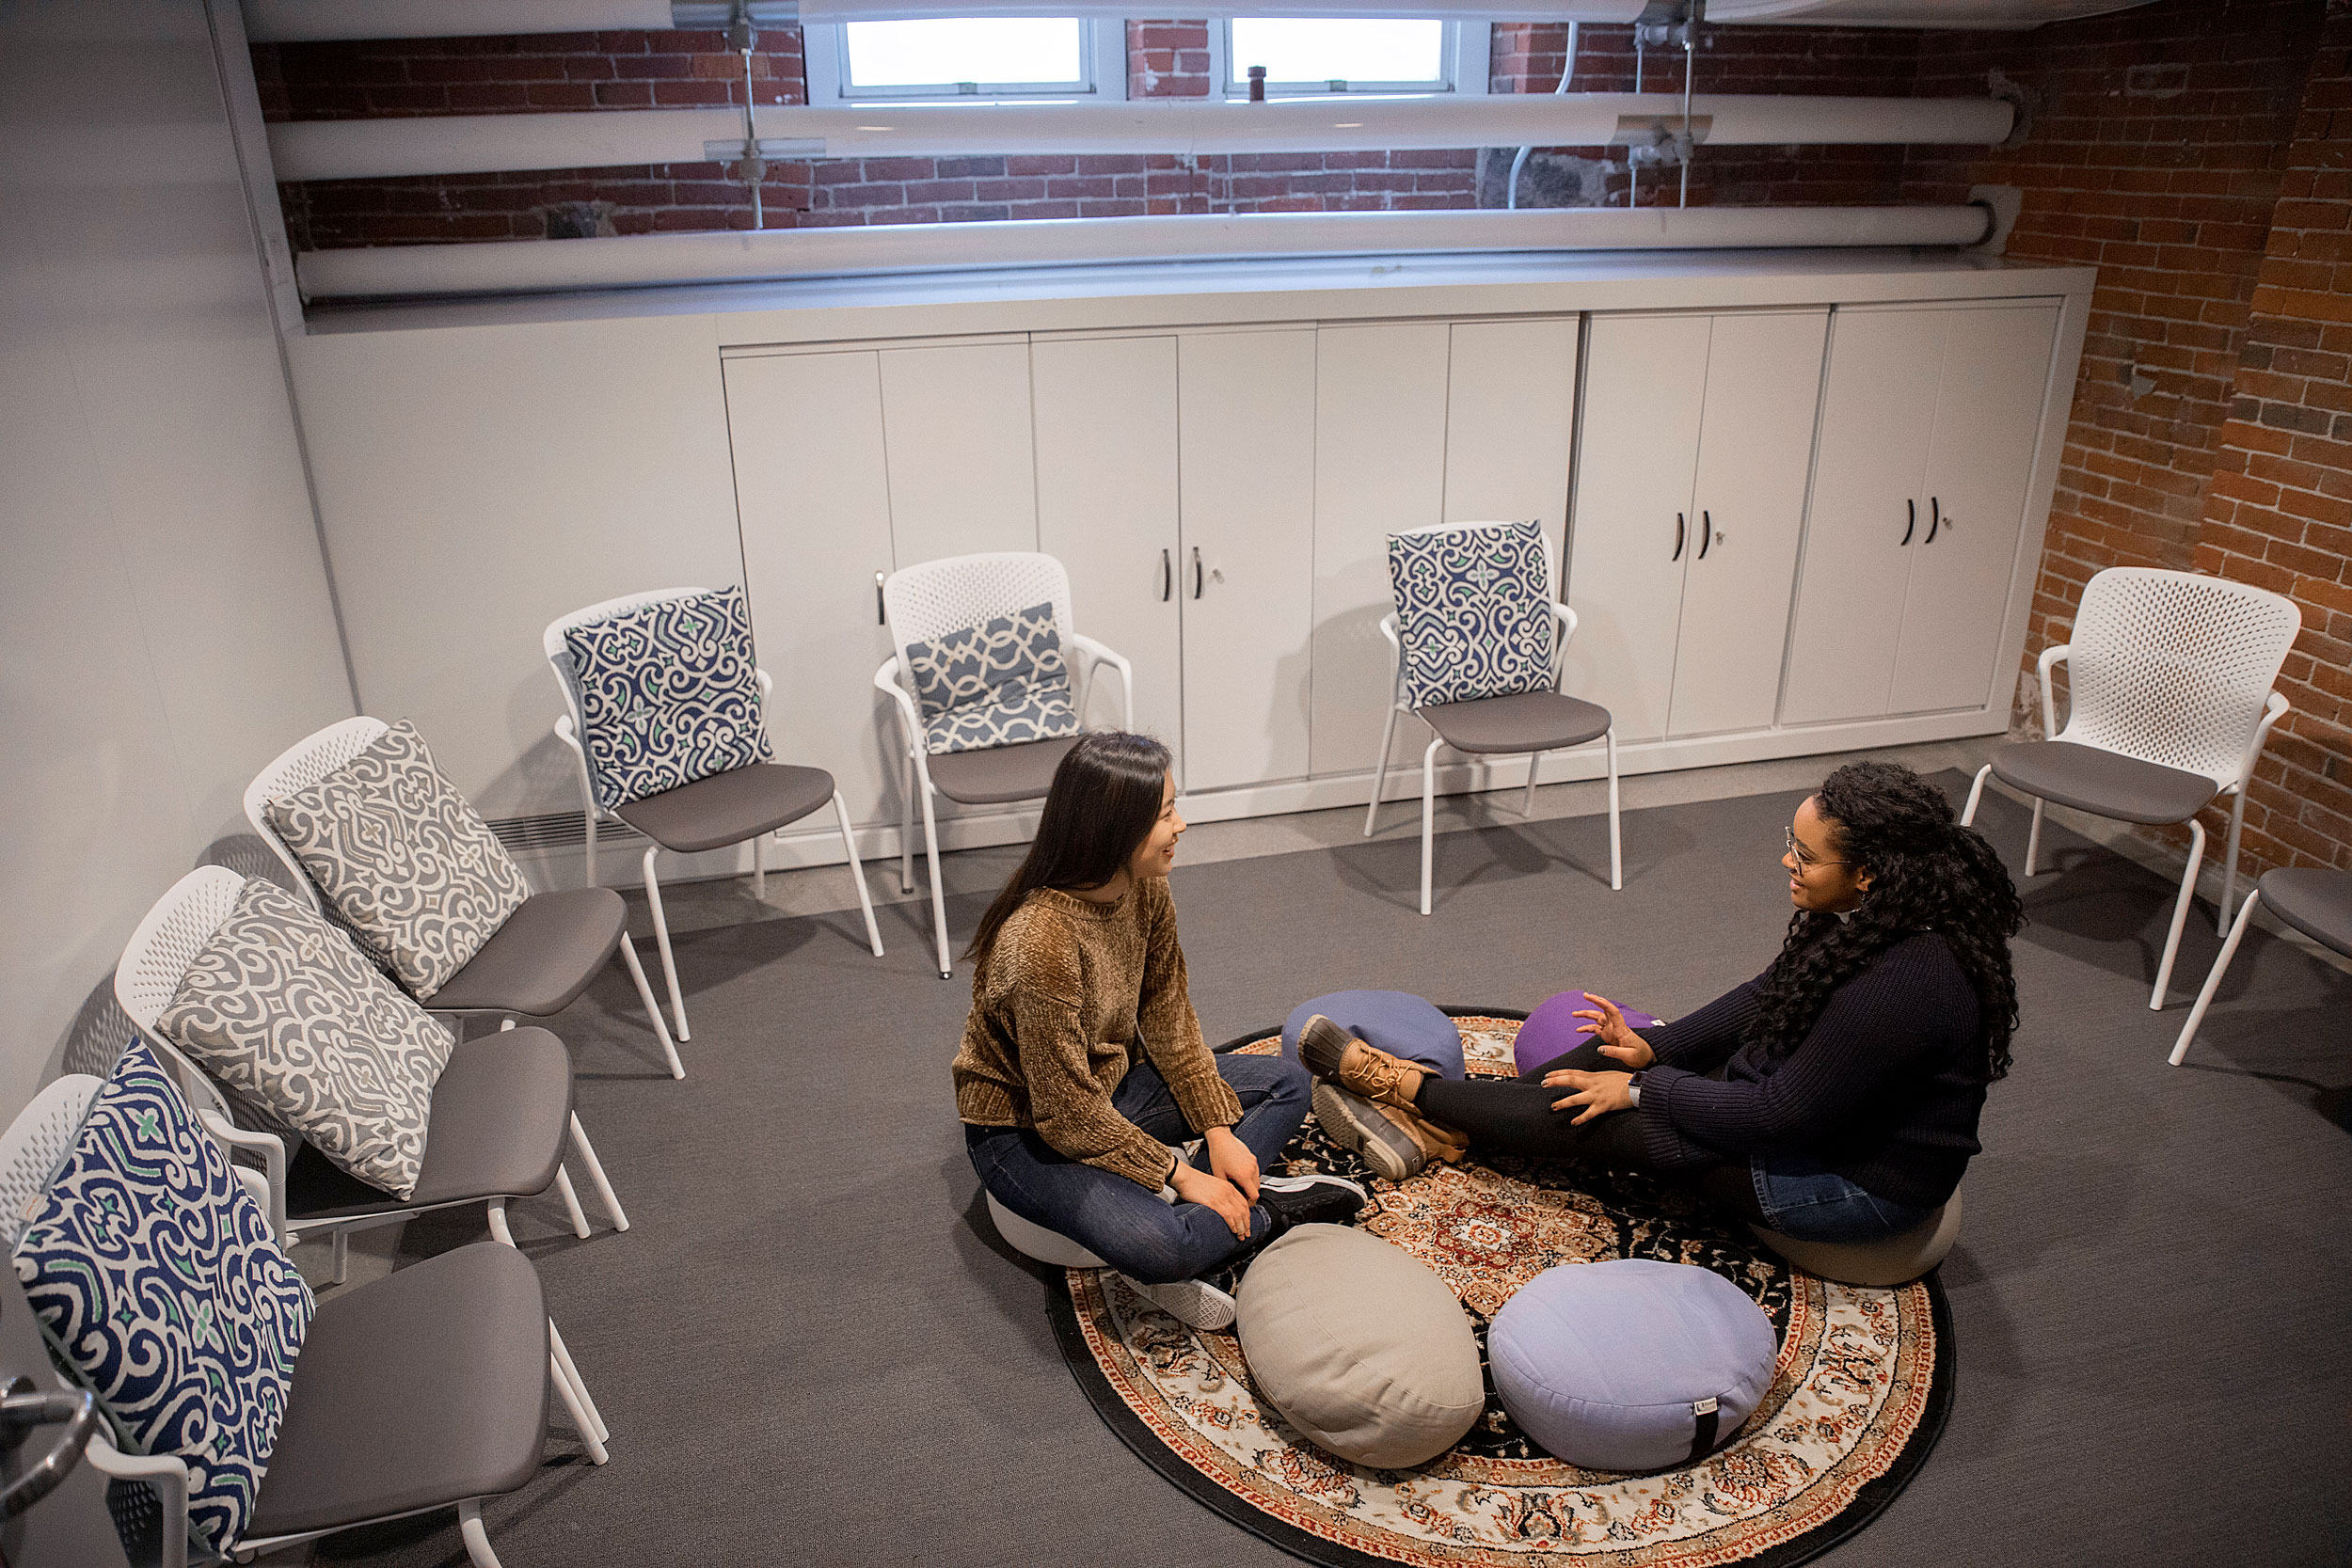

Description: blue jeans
[1751,1153,1932,1243]
[966,1052,1310,1284]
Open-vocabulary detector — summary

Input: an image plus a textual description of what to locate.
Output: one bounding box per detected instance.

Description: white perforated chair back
[2061,568,2301,788]
[0,1076,102,1249]
[883,554,1078,676]
[113,868,248,1120]
[243,717,391,912]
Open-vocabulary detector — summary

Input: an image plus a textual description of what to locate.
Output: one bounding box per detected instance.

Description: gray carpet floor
[308,774,2352,1568]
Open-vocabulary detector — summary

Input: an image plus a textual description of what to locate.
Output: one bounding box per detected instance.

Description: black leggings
[1413,1040,1767,1226]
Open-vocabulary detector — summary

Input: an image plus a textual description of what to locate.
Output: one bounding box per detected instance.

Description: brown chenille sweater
[952,879,1243,1190]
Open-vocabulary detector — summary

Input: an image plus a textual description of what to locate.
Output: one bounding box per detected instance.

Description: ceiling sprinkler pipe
[298,202,1994,301]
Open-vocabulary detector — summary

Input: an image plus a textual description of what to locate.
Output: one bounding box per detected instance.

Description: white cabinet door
[1669,309,1828,738]
[1778,308,1947,726]
[1565,313,1710,743]
[1889,303,2061,715]
[877,340,1038,566]
[723,350,900,825]
[1179,328,1317,794]
[1032,334,1184,756]
[1311,322,1452,777]
[1442,316,1578,562]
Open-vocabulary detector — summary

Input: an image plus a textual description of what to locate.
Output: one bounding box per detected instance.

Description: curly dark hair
[1750,761,2025,1083]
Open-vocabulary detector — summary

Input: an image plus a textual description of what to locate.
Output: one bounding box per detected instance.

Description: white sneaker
[1120,1272,1238,1331]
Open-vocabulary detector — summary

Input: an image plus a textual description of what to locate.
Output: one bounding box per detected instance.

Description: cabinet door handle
[875,570,886,626]
[1672,513,1685,562]
[1192,546,1203,600]
[1927,497,1942,545]
[1899,499,1915,546]
[1698,509,1712,561]
[1161,547,1172,603]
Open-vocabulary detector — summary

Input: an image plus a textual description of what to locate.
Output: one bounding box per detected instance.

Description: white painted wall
[0,0,355,1120]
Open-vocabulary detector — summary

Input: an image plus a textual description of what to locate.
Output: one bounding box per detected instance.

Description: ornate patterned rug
[1045,1013,1953,1568]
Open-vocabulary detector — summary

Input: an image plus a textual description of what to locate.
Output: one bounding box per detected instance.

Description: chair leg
[548,1320,610,1443]
[548,1352,611,1465]
[1420,735,1442,917]
[640,845,691,1043]
[1522,748,1544,817]
[2219,790,2249,933]
[2152,817,2207,1010]
[613,936,685,1079]
[1960,763,1992,827]
[458,1499,507,1568]
[583,808,597,887]
[328,1228,348,1286]
[569,1112,629,1231]
[2024,798,2045,879]
[2171,888,2259,1066]
[834,791,885,958]
[1605,728,1622,892]
[753,829,766,902]
[918,779,952,978]
[551,1164,592,1240]
[1364,701,1399,837]
[900,752,916,895]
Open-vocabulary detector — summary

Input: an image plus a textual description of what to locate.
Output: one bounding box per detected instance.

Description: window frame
[1212,20,1490,100]
[802,17,1131,105]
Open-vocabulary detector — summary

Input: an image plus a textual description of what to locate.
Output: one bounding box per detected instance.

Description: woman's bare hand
[1546,1069,1636,1125]
[1170,1158,1254,1240]
[1573,993,1655,1071]
[1203,1125,1259,1202]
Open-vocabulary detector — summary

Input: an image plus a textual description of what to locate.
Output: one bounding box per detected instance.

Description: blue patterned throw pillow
[563,586,772,811]
[1387,521,1556,709]
[903,601,1084,755]
[13,1043,313,1561]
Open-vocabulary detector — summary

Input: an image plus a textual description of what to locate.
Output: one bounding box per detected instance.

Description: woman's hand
[1545,1069,1636,1125]
[1573,993,1655,1071]
[1169,1159,1254,1240]
[1202,1125,1259,1203]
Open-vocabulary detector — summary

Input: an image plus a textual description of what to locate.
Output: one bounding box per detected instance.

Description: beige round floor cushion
[1235,1224,1484,1468]
[1749,1189,1963,1289]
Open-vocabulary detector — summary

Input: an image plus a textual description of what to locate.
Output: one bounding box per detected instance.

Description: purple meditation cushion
[1513,990,1663,1077]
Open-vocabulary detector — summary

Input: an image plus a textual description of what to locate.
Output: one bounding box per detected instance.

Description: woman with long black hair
[1305,761,2022,1243]
[956,731,1364,1329]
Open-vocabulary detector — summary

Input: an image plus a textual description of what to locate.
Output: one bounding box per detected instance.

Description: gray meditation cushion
[1235,1224,1484,1469]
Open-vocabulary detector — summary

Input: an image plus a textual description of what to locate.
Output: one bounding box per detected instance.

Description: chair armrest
[199,1108,288,1242]
[873,657,924,754]
[2235,689,2292,789]
[1549,602,1578,688]
[755,667,773,698]
[2036,642,2071,741]
[87,1435,188,1568]
[1068,634,1136,730]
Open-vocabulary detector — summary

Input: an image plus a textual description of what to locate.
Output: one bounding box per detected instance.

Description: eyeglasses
[1784,825,1848,870]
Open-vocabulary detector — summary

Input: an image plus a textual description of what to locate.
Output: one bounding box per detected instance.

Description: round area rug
[1045,1012,1953,1568]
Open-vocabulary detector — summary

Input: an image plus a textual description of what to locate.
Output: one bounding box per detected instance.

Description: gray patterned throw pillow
[263,720,532,1001]
[902,601,1084,755]
[155,878,454,1200]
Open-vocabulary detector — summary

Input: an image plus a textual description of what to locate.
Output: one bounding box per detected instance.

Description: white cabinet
[1441,317,1579,549]
[1178,328,1318,793]
[1781,302,2059,724]
[1566,310,1826,743]
[877,339,1038,563]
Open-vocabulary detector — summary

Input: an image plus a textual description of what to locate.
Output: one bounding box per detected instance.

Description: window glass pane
[845,18,1086,88]
[1228,19,1446,87]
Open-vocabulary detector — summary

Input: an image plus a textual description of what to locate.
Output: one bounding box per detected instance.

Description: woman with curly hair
[1303,760,2022,1242]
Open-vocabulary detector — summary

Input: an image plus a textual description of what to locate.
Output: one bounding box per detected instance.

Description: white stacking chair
[246,716,683,1078]
[115,868,617,1465]
[1364,523,1621,915]
[1961,567,2300,1008]
[546,587,883,1045]
[2170,867,2352,1065]
[874,552,1135,979]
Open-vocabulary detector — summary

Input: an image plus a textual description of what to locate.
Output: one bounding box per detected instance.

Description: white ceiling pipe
[270,92,2012,182]
[243,0,673,41]
[297,202,1992,299]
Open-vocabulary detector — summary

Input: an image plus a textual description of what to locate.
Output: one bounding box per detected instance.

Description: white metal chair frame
[873,553,1136,978]
[246,716,685,1080]
[113,869,614,1472]
[1960,567,2298,1011]
[1363,526,1622,915]
[546,586,885,1046]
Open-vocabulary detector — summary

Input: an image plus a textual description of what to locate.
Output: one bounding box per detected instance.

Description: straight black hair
[965,731,1173,974]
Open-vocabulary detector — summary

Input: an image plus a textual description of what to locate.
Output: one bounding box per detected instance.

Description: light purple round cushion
[1488,1259,1778,1473]
[1280,990,1465,1080]
[1512,990,1662,1077]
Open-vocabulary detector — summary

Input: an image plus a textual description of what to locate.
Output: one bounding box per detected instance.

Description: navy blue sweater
[1634,932,1987,1210]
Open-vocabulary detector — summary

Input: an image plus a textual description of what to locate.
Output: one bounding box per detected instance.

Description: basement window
[1220,19,1489,97]
[803,17,1129,103]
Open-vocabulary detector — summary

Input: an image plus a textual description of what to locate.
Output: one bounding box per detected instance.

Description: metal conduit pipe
[297,202,1994,300]
[271,93,2013,182]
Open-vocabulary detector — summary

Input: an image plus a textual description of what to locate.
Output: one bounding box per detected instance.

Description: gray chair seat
[1988,739,2217,825]
[426,888,625,1017]
[245,1242,549,1539]
[1417,691,1613,755]
[926,736,1081,805]
[286,1027,573,1222]
[613,762,836,854]
[2257,868,2352,957]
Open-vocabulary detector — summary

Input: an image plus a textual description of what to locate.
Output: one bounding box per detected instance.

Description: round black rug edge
[1053,1009,1959,1568]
